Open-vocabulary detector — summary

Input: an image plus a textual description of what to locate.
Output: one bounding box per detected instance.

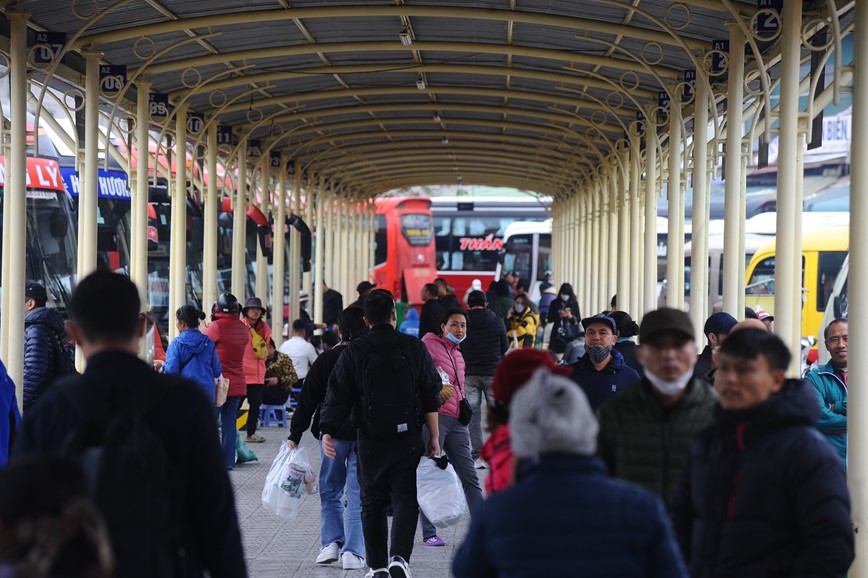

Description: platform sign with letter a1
[149,93,169,122]
[186,113,205,135]
[99,65,126,98]
[635,111,646,137]
[33,32,65,65]
[684,69,697,100]
[711,40,729,73]
[757,0,783,34]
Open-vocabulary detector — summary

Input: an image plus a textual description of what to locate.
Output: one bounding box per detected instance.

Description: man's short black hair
[364,289,395,325]
[321,330,340,349]
[439,308,467,328]
[69,271,140,344]
[824,318,848,340]
[719,328,791,372]
[434,278,447,288]
[422,283,438,297]
[338,306,368,341]
[291,319,306,333]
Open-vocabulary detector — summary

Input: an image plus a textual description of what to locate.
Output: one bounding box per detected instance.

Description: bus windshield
[502,234,534,282]
[400,213,433,246]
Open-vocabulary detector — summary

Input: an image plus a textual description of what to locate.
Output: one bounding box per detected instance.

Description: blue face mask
[445,332,466,345]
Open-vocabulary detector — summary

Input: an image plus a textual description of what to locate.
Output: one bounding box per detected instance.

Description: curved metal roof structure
[1,0,771,196]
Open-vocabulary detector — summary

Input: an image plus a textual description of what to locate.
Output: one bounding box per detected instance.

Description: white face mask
[644,368,692,397]
[515,303,526,313]
[560,294,569,302]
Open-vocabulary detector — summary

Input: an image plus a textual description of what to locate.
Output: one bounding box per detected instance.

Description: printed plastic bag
[416,456,466,528]
[235,435,258,464]
[215,374,229,406]
[262,445,318,521]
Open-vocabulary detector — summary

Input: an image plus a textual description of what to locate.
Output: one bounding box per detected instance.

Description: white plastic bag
[416,457,466,528]
[215,374,229,406]
[262,445,318,521]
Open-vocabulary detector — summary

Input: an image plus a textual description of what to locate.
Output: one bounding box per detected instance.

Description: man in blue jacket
[805,318,848,466]
[568,313,639,410]
[23,281,68,412]
[0,360,19,467]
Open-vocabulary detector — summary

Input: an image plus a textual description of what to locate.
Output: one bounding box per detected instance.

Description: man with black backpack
[12,271,246,578]
[320,289,441,578]
[23,281,75,412]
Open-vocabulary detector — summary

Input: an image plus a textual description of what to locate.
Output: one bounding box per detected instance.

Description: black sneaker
[388,555,411,578]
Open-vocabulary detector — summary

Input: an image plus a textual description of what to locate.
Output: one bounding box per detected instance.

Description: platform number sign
[99,65,126,98]
[247,139,262,159]
[711,40,730,73]
[149,93,169,122]
[657,90,670,122]
[186,113,205,135]
[217,125,233,146]
[33,32,65,65]
[270,151,282,169]
[684,69,697,100]
[635,111,646,137]
[757,0,783,34]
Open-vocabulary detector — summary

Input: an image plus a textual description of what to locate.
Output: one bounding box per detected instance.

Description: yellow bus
[744,219,848,354]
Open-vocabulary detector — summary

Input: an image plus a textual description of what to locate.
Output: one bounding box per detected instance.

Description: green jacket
[596,378,717,508]
[805,360,847,466]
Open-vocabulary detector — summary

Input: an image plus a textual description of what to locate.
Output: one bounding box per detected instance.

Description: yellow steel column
[132,81,151,314]
[203,123,219,318]
[630,135,642,317]
[607,172,618,308]
[591,189,601,314]
[617,155,630,311]
[597,182,609,312]
[168,103,187,342]
[690,79,710,336]
[232,139,248,299]
[272,158,287,348]
[644,113,659,315]
[255,156,269,302]
[80,50,101,280]
[666,102,683,308]
[723,22,746,316]
[4,12,28,401]
[774,0,804,376]
[289,171,301,326]
[303,174,313,297]
[849,0,868,569]
[313,187,325,327]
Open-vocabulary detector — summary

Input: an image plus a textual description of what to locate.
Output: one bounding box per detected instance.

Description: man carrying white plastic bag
[262,445,318,521]
[416,455,466,527]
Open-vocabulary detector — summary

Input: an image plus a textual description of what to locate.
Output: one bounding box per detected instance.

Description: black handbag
[458,398,473,426]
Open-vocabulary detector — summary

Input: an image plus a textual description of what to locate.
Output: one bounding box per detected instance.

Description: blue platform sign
[61,167,130,200]
[99,65,126,98]
[684,69,697,100]
[757,0,783,34]
[33,32,65,65]
[711,40,730,73]
[217,125,233,146]
[149,93,169,122]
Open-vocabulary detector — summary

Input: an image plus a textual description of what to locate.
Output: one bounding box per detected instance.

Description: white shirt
[278,336,318,380]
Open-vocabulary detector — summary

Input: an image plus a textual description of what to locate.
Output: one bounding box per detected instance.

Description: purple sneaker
[423,536,445,547]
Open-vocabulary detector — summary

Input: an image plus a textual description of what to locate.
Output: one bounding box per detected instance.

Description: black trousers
[245,383,265,436]
[357,436,423,569]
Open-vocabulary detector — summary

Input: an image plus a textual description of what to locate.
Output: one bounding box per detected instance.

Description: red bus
[431,196,548,301]
[374,197,436,303]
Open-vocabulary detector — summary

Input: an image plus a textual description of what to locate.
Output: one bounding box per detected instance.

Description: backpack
[358,334,419,439]
[51,330,78,377]
[61,379,183,577]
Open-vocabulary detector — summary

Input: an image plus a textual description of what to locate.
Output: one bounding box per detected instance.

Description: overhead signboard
[60,167,131,200]
[33,31,65,64]
[99,64,127,98]
[149,93,170,122]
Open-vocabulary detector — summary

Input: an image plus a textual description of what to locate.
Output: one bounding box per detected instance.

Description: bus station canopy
[4,0,767,197]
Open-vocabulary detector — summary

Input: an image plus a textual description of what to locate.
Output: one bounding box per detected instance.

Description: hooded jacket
[462,308,508,376]
[203,313,249,398]
[453,455,688,578]
[805,359,847,465]
[23,307,67,412]
[568,349,639,411]
[596,378,717,507]
[508,307,540,349]
[672,379,853,578]
[0,359,19,467]
[422,332,465,419]
[164,329,223,403]
[242,318,271,384]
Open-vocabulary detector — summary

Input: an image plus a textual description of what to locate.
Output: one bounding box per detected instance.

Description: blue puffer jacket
[164,329,223,403]
[0,359,19,467]
[568,349,640,410]
[453,454,688,578]
[23,307,66,412]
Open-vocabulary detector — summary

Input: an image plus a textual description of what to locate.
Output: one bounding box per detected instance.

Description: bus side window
[817,251,847,312]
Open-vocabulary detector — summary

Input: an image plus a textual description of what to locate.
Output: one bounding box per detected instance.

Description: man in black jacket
[13,271,246,578]
[672,329,853,577]
[23,281,69,412]
[462,290,508,465]
[320,290,441,578]
[692,311,737,385]
[435,277,462,310]
[419,283,444,339]
[288,307,368,570]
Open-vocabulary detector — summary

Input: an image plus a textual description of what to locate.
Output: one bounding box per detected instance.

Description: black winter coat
[23,307,66,412]
[419,299,445,340]
[692,345,714,385]
[289,344,356,443]
[439,294,462,311]
[672,379,854,578]
[462,308,508,377]
[547,298,581,354]
[614,340,642,373]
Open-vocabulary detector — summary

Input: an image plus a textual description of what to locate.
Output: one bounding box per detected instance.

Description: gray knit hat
[510,368,598,460]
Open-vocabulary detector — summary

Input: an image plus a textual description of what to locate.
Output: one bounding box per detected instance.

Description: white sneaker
[474,458,489,469]
[316,542,340,564]
[342,552,366,570]
[365,568,389,578]
[388,555,411,578]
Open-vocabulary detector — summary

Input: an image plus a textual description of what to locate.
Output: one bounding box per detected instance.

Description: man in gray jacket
[462,290,508,466]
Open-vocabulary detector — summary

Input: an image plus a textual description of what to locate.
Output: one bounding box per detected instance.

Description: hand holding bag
[416,456,466,527]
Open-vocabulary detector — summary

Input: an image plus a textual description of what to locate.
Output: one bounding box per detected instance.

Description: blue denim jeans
[320,438,364,557]
[464,375,494,460]
[221,397,242,469]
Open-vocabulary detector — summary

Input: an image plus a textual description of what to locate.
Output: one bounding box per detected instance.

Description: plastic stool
[259,405,288,427]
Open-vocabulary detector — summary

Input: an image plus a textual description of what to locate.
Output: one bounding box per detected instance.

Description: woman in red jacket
[419,309,484,547]
[204,293,250,470]
[241,297,272,443]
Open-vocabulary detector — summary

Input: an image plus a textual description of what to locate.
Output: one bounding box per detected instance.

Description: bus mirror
[256,225,273,259]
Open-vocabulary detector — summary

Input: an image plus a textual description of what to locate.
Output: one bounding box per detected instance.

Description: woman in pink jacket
[241,297,272,443]
[419,308,484,547]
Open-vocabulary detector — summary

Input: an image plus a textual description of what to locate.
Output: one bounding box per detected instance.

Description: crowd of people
[0,269,855,578]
